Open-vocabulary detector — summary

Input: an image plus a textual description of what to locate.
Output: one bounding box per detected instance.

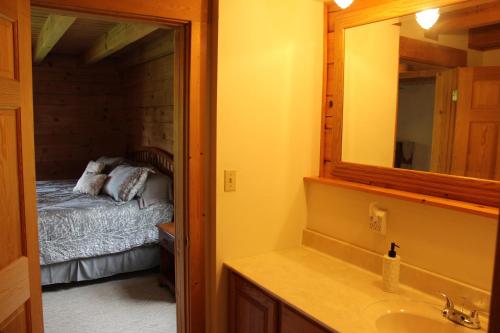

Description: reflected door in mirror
[451,67,500,180]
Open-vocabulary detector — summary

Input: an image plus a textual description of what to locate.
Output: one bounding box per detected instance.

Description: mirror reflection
[342,2,500,181]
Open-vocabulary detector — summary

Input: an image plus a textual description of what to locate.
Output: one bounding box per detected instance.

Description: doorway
[31,7,178,332]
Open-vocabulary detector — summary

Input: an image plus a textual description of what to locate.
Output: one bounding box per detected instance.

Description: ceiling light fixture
[334,0,354,9]
[416,8,440,30]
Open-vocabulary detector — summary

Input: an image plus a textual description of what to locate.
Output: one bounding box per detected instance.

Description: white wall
[306,182,498,291]
[214,0,324,331]
[343,20,400,167]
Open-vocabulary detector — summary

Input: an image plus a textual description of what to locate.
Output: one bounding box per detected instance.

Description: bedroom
[31,7,177,332]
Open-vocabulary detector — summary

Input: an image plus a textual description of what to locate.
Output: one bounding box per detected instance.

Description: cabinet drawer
[280,305,331,333]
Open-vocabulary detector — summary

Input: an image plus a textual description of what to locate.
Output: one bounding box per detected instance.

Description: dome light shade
[416,8,440,30]
[334,0,354,9]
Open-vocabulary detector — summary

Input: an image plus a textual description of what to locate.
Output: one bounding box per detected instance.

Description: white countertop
[225,246,488,333]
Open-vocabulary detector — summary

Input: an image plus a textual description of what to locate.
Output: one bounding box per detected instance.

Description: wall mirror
[327,0,500,208]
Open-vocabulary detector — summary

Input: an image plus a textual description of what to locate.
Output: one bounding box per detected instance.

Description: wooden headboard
[127,147,174,177]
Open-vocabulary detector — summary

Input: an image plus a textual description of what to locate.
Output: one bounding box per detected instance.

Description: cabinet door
[280,305,332,333]
[228,272,278,333]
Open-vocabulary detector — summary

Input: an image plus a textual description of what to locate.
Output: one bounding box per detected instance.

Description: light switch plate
[224,170,236,192]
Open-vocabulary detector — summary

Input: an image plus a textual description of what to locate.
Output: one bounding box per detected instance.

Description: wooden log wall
[33,55,126,180]
[120,30,175,155]
[32,31,174,180]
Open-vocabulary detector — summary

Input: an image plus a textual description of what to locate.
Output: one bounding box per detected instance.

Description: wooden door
[0,0,43,332]
[451,67,500,180]
[228,272,278,333]
[430,69,457,174]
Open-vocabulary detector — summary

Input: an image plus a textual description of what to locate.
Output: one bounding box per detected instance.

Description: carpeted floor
[42,271,176,333]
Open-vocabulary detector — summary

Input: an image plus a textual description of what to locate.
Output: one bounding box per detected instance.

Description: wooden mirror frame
[321,0,500,211]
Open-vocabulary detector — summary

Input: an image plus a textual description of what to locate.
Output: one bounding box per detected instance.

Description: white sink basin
[376,312,466,333]
[362,299,487,333]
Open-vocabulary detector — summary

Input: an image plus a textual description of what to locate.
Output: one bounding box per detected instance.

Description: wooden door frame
[29,1,211,332]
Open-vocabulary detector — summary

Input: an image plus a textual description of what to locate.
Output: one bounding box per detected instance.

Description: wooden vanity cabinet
[280,305,331,333]
[228,272,278,333]
[228,271,332,333]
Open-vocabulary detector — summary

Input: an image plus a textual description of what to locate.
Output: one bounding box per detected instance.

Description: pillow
[138,172,173,209]
[96,156,125,173]
[103,165,154,202]
[84,160,105,174]
[73,173,108,196]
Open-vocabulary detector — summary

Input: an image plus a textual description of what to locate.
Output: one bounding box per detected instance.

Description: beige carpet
[42,271,176,333]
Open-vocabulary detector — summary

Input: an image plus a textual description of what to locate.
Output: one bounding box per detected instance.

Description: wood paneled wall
[120,30,175,155]
[33,55,126,180]
[33,31,174,180]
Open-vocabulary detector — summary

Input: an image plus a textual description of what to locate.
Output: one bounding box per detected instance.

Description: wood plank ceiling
[31,7,168,63]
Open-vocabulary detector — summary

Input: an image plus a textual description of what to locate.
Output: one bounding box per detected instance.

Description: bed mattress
[37,180,173,266]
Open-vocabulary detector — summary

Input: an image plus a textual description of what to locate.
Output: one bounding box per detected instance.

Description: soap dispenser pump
[382,242,400,292]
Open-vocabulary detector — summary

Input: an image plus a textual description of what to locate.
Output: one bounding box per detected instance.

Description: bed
[37,148,174,285]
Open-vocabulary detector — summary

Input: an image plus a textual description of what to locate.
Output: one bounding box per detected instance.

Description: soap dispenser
[382,242,400,292]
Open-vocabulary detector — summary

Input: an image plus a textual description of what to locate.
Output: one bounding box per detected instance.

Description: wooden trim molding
[321,0,500,211]
[399,36,467,68]
[305,177,499,218]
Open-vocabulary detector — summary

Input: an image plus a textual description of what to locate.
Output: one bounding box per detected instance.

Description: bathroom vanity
[226,244,489,333]
[229,271,331,333]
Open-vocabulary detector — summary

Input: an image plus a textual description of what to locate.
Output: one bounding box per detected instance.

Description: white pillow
[73,173,108,196]
[84,161,105,174]
[102,165,154,202]
[138,173,173,209]
[96,156,125,173]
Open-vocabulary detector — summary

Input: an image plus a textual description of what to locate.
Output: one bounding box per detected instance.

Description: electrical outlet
[224,170,236,192]
[369,202,387,235]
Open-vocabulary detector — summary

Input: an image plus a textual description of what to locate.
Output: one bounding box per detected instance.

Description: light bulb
[334,0,354,9]
[416,8,440,30]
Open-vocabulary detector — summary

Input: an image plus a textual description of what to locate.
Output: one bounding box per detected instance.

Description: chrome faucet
[440,293,481,329]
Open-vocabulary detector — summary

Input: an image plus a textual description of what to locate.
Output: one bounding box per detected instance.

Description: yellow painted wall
[214,0,323,331]
[342,21,400,167]
[306,182,498,291]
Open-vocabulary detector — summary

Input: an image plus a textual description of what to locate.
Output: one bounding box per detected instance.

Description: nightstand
[157,222,175,295]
